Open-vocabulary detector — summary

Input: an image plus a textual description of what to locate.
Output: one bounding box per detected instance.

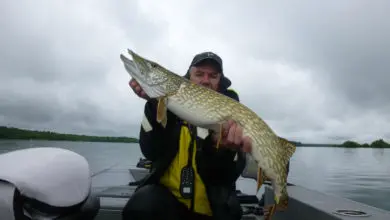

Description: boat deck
[93,168,263,220]
[91,167,390,220]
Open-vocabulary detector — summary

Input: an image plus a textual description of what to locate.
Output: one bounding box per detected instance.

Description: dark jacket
[136,89,246,220]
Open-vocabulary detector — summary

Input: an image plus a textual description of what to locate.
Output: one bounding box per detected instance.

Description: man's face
[189,61,221,91]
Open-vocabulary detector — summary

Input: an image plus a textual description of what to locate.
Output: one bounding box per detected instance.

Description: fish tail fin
[259,137,294,220]
[277,186,290,210]
[264,200,289,220]
[215,124,223,150]
[264,204,277,220]
[264,179,289,220]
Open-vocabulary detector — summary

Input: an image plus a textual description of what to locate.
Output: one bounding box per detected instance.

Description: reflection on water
[288,147,390,211]
[372,148,385,163]
[343,147,356,156]
[0,140,389,211]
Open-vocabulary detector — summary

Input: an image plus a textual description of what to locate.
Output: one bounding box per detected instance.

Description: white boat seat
[0,147,100,220]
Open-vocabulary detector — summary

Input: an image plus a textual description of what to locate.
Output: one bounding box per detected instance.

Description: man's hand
[212,120,252,153]
[129,78,149,100]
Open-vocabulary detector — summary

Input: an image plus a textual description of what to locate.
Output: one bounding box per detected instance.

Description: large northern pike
[120,49,296,219]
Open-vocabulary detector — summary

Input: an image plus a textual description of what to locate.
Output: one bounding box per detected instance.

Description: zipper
[187,124,196,212]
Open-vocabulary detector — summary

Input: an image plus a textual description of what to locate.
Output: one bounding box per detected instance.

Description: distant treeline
[0,126,138,143]
[287,140,304,146]
[1,126,388,148]
[284,139,390,148]
[295,143,340,147]
[293,139,390,148]
[340,139,390,148]
[283,140,336,147]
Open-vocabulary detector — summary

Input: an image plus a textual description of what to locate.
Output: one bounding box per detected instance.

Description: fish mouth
[120,50,146,82]
[127,49,143,64]
[120,49,169,98]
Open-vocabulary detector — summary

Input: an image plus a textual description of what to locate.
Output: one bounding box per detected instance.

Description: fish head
[120,49,182,98]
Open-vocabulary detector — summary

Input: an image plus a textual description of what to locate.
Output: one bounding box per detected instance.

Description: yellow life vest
[159,123,212,216]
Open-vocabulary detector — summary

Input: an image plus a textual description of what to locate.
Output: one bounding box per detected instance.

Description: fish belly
[166,97,223,130]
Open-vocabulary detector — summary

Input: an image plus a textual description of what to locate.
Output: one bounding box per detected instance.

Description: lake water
[1,140,389,211]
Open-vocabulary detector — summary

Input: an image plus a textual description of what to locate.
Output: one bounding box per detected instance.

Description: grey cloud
[180,0,390,111]
[152,0,390,143]
[1,0,390,143]
[0,0,167,83]
[0,0,164,137]
[0,87,140,137]
[240,1,389,110]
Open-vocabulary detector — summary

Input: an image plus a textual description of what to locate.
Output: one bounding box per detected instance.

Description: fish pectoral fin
[215,124,223,149]
[256,167,264,192]
[156,97,168,128]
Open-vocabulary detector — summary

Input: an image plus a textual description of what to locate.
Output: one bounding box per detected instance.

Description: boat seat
[0,147,100,220]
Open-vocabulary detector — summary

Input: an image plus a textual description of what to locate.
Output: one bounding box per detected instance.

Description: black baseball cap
[185,51,232,89]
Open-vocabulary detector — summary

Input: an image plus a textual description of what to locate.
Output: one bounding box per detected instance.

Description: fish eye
[148,62,158,68]
[147,62,157,69]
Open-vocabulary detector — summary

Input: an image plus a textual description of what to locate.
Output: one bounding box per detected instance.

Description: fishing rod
[91,163,119,177]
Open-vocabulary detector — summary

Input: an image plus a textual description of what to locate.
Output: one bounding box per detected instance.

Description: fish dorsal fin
[156,97,168,128]
[277,136,296,163]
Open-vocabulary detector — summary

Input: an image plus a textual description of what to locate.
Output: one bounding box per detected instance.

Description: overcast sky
[1,0,389,144]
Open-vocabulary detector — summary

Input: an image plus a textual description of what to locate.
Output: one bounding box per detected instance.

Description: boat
[1,148,390,220]
[91,158,390,220]
[94,168,264,220]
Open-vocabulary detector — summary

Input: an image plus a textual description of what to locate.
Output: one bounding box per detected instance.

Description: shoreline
[0,126,139,144]
[0,138,138,144]
[1,126,389,148]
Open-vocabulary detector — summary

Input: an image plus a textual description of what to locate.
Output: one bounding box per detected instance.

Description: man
[122,52,252,220]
